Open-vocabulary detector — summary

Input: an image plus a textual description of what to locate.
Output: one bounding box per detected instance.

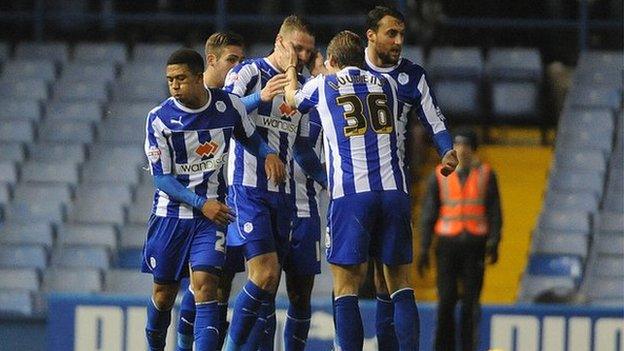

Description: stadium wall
[5,294,612,351]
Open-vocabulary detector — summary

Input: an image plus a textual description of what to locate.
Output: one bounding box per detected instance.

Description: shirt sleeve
[230,94,256,139]
[223,62,259,97]
[294,76,321,114]
[144,112,172,176]
[413,71,452,156]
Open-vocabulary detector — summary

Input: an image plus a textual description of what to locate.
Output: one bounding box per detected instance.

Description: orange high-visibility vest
[434,163,491,236]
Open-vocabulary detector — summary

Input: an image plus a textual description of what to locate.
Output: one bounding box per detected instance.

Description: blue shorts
[283,215,321,276]
[141,214,226,284]
[326,191,413,266]
[223,245,245,274]
[226,185,292,262]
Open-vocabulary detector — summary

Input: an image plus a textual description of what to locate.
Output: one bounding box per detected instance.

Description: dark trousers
[434,235,486,351]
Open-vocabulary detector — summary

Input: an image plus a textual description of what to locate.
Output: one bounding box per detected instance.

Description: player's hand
[417,252,430,278]
[260,73,289,102]
[307,50,327,77]
[265,153,285,185]
[201,200,235,226]
[440,149,458,177]
[276,38,297,72]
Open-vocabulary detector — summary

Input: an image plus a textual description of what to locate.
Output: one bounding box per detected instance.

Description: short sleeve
[230,94,256,139]
[223,62,259,97]
[294,76,321,114]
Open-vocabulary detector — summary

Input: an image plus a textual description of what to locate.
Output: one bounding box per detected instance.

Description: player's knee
[286,275,313,307]
[216,274,234,303]
[250,268,280,291]
[191,271,219,302]
[153,285,177,310]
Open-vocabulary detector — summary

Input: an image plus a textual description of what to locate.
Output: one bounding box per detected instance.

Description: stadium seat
[602,192,624,213]
[0,268,39,291]
[88,143,145,168]
[111,80,168,102]
[116,248,143,269]
[432,80,481,119]
[106,101,156,119]
[119,224,147,249]
[0,245,47,269]
[15,42,69,64]
[119,62,165,83]
[402,45,424,65]
[81,160,141,185]
[248,43,273,59]
[548,169,605,198]
[593,234,624,256]
[128,183,155,224]
[43,268,102,293]
[577,51,623,72]
[428,47,483,81]
[567,85,621,110]
[0,142,26,163]
[596,211,624,234]
[27,143,86,164]
[1,60,56,81]
[0,290,33,316]
[490,82,539,121]
[533,232,589,258]
[57,224,117,249]
[45,101,103,122]
[0,182,9,206]
[519,274,575,302]
[0,222,54,249]
[67,184,132,224]
[573,69,622,89]
[13,183,72,206]
[544,191,599,212]
[132,43,183,63]
[21,161,79,184]
[97,117,146,144]
[559,108,614,131]
[52,246,110,270]
[0,161,17,183]
[104,269,152,295]
[73,42,128,64]
[60,62,117,83]
[0,120,33,143]
[486,47,542,82]
[555,130,614,156]
[4,200,64,223]
[553,151,606,174]
[38,120,94,143]
[526,254,582,279]
[0,79,48,100]
[0,99,42,121]
[52,80,108,103]
[538,210,591,234]
[586,278,624,300]
[591,256,624,278]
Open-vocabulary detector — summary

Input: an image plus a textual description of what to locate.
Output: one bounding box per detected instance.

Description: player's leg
[281,215,320,351]
[459,240,485,351]
[175,282,195,351]
[378,191,419,351]
[331,262,368,351]
[373,259,399,351]
[142,215,191,351]
[216,249,243,350]
[435,238,459,351]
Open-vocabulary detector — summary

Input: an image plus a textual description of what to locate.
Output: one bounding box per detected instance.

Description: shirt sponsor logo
[278,102,298,120]
[259,116,298,133]
[175,153,227,174]
[195,141,219,158]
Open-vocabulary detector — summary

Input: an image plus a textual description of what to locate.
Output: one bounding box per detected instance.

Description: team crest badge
[244,222,254,233]
[398,72,409,85]
[216,101,226,112]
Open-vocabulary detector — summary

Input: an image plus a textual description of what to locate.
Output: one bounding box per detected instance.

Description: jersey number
[336,93,393,138]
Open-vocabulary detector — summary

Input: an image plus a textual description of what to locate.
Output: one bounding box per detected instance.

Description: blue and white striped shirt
[223,58,308,193]
[294,67,407,200]
[144,89,255,219]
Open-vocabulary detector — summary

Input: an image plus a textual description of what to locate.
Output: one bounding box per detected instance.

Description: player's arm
[240,73,290,113]
[230,95,285,184]
[293,114,327,188]
[145,114,233,225]
[412,71,457,175]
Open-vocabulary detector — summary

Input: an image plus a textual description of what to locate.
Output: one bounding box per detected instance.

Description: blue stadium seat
[559,108,614,131]
[52,80,108,103]
[52,246,110,270]
[591,256,624,278]
[573,70,622,89]
[128,183,155,224]
[596,212,624,234]
[27,143,86,164]
[533,232,589,258]
[0,161,17,183]
[527,254,582,279]
[119,224,147,249]
[586,278,624,301]
[0,120,33,143]
[0,182,9,207]
[0,99,42,121]
[567,85,621,110]
[0,143,25,162]
[577,51,623,71]
[13,183,72,206]
[45,101,103,122]
[116,248,143,269]
[0,42,10,62]
[593,234,624,256]
[603,191,624,213]
[73,42,128,64]
[38,120,94,143]
[88,143,145,168]
[104,269,152,295]
[0,268,39,291]
[60,62,117,83]
[81,160,140,185]
[0,290,33,316]
[486,47,542,82]
[132,43,183,63]
[57,224,117,249]
[21,161,79,184]
[0,222,54,249]
[519,274,575,302]
[402,45,424,65]
[97,117,146,144]
[43,268,102,293]
[0,79,48,100]
[544,191,599,212]
[112,80,168,102]
[67,184,131,225]
[119,62,165,83]
[432,80,481,118]
[1,60,56,81]
[553,151,606,174]
[428,47,483,81]
[0,245,47,269]
[556,129,614,156]
[4,200,64,223]
[538,210,591,234]
[491,82,539,121]
[106,101,156,119]
[15,42,69,64]
[548,169,604,198]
